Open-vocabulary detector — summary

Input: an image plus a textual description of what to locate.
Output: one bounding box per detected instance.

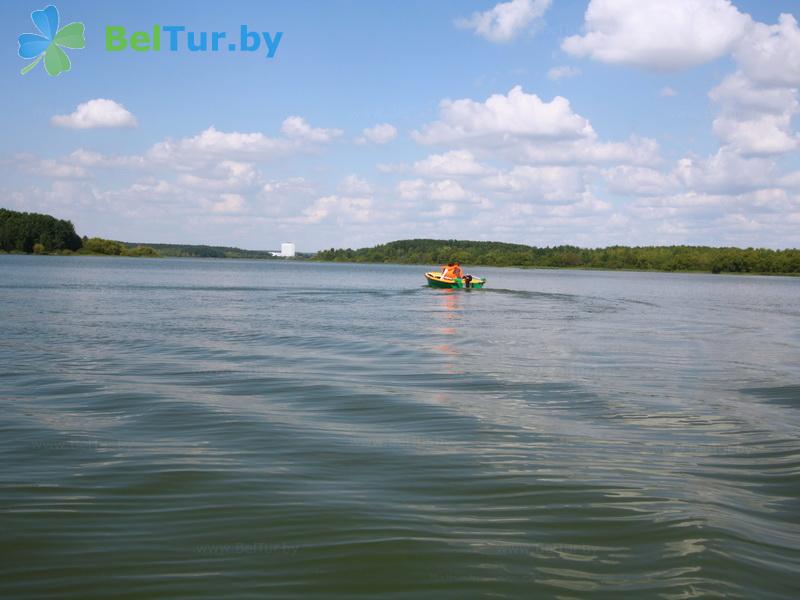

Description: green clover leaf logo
[18,5,85,76]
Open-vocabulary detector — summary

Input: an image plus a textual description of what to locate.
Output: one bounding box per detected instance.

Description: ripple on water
[1,257,799,599]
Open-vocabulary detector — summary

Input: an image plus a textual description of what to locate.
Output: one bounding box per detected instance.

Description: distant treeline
[84,238,159,257]
[0,208,158,257]
[0,208,82,253]
[120,242,278,259]
[315,239,800,275]
[0,208,291,259]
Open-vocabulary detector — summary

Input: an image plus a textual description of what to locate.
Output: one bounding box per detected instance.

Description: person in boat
[441,262,457,279]
[452,262,476,287]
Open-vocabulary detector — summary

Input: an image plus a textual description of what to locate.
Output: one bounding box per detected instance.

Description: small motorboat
[425,271,486,289]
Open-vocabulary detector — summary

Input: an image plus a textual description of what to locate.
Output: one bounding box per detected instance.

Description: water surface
[1,256,799,598]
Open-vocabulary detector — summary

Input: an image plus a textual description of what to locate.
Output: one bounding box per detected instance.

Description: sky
[2,0,799,251]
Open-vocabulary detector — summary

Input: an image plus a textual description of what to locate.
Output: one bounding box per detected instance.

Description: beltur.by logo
[18,5,85,76]
[16,5,283,78]
[105,25,283,58]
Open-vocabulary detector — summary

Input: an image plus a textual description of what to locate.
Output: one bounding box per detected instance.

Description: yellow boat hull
[425,272,486,289]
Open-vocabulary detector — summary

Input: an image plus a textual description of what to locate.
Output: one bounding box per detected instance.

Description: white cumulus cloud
[338,174,373,195]
[480,165,586,202]
[412,150,489,177]
[708,68,800,157]
[603,165,678,196]
[547,66,581,81]
[456,0,552,43]
[672,149,775,193]
[709,72,797,115]
[357,123,397,144]
[147,118,341,169]
[412,86,593,145]
[396,178,476,202]
[178,161,260,191]
[148,127,287,167]
[298,195,373,224]
[211,193,246,214]
[562,0,750,70]
[517,135,661,166]
[280,116,343,143]
[734,14,800,87]
[712,113,799,156]
[51,99,137,129]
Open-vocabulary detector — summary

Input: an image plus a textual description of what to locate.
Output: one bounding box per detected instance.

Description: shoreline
[3,252,798,277]
[310,258,800,278]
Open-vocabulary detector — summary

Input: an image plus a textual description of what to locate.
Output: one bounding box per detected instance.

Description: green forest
[0,208,158,257]
[1,208,307,260]
[315,239,800,275]
[4,208,799,274]
[119,242,279,259]
[0,208,281,259]
[0,208,82,253]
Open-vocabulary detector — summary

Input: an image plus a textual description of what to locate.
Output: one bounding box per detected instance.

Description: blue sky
[2,0,799,250]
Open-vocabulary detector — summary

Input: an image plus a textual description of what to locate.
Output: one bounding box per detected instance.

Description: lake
[1,255,799,598]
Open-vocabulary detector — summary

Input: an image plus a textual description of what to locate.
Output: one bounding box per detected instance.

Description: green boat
[425,271,486,289]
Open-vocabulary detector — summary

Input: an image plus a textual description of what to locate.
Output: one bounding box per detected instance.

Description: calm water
[1,255,799,599]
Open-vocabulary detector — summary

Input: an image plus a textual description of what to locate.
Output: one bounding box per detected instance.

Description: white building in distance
[271,242,296,257]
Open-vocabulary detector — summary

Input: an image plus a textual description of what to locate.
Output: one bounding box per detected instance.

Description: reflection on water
[1,256,799,599]
[433,290,461,362]
[439,289,461,318]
